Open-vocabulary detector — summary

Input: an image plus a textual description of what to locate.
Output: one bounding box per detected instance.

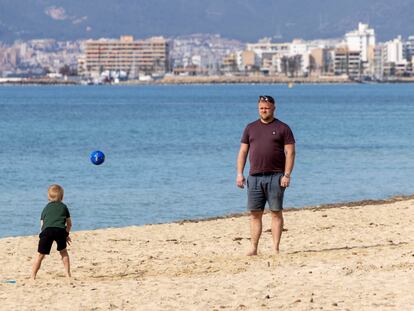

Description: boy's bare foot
[247,249,258,256]
[27,277,36,284]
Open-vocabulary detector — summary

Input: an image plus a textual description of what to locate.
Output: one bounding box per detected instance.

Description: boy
[31,184,72,280]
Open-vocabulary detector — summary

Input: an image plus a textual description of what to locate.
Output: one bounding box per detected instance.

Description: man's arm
[236,143,249,188]
[280,144,295,187]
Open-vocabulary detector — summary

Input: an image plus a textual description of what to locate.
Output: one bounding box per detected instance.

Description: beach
[1,198,413,311]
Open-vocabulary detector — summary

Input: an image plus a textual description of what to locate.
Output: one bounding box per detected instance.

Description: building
[83,36,169,78]
[309,48,325,76]
[241,50,257,71]
[345,23,375,62]
[381,36,411,77]
[222,53,238,73]
[246,39,290,59]
[384,36,405,64]
[334,47,362,78]
[405,36,414,61]
[373,44,385,80]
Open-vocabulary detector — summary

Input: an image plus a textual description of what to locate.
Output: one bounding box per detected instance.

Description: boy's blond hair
[48,184,64,202]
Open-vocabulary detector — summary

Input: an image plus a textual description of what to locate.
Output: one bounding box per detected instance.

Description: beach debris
[332,302,338,306]
[233,237,243,241]
[2,280,16,284]
[293,299,301,303]
[322,214,328,217]
[265,295,270,299]
[310,297,314,303]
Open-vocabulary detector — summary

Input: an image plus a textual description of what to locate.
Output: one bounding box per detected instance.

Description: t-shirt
[40,202,70,231]
[241,119,295,175]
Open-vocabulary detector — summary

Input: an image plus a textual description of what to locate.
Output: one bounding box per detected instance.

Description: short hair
[48,184,64,202]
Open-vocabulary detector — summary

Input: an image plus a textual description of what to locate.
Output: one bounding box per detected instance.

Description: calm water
[1,84,413,237]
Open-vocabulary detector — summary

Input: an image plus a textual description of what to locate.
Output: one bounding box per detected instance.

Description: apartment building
[334,47,362,78]
[82,36,169,78]
[345,23,375,62]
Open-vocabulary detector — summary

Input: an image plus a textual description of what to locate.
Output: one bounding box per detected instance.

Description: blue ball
[90,150,105,165]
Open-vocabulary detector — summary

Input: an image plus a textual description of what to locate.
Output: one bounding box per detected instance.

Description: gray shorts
[247,173,285,212]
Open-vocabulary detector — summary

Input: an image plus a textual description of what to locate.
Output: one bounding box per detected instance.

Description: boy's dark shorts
[247,172,286,212]
[38,227,68,255]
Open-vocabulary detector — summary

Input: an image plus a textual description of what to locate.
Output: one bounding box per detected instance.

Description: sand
[1,198,413,310]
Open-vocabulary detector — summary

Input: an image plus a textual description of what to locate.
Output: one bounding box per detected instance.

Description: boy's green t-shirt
[40,202,70,231]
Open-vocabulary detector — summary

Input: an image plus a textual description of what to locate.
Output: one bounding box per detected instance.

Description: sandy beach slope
[1,198,413,310]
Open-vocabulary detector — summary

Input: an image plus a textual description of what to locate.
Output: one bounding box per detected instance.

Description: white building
[345,23,375,62]
[246,38,290,59]
[384,36,405,63]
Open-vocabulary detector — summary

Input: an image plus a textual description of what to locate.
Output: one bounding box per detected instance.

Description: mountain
[0,0,413,43]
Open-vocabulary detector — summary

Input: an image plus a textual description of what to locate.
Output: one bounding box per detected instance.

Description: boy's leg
[59,249,71,278]
[31,253,45,280]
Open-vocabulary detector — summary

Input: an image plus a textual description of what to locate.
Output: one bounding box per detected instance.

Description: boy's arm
[66,217,72,234]
[66,217,72,245]
[40,220,43,231]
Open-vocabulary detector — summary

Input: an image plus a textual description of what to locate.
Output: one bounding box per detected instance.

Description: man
[237,95,295,255]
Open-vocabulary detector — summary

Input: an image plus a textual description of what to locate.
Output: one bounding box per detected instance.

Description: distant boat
[288,82,294,88]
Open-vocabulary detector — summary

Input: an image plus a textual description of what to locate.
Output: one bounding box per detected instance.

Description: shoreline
[2,75,414,86]
[175,193,414,225]
[1,195,413,310]
[1,193,413,240]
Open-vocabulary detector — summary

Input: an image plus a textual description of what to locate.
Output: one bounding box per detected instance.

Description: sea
[1,83,413,238]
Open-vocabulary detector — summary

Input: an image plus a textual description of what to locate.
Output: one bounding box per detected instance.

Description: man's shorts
[38,227,68,255]
[247,172,285,212]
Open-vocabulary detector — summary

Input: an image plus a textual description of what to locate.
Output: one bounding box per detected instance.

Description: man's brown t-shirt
[241,119,295,175]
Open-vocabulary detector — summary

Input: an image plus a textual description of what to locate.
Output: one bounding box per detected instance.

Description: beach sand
[1,198,413,310]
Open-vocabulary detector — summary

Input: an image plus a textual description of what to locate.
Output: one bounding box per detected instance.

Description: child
[31,184,72,280]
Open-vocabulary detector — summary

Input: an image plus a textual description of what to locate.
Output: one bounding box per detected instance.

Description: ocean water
[0,84,413,237]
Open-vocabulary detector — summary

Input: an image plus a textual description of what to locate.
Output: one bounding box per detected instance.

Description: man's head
[258,95,275,123]
[48,184,64,202]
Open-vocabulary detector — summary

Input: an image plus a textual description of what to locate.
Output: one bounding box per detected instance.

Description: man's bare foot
[247,249,258,256]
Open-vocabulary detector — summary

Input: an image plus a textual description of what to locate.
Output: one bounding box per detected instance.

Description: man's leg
[31,253,45,280]
[270,210,284,253]
[59,249,71,278]
[248,210,264,256]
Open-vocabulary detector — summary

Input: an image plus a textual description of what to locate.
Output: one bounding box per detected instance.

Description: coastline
[2,75,414,86]
[175,193,414,224]
[1,196,413,310]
